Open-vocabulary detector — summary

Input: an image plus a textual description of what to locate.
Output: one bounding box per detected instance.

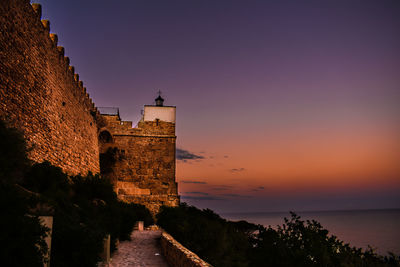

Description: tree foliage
[0,120,48,266]
[0,183,49,267]
[22,162,154,267]
[0,120,153,267]
[157,203,253,266]
[158,204,400,267]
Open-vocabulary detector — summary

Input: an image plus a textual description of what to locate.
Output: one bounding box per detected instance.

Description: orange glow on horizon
[177,122,400,196]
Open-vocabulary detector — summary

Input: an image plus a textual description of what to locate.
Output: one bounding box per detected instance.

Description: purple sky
[34,0,400,213]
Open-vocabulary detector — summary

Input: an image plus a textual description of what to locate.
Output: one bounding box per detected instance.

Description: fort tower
[98,94,179,214]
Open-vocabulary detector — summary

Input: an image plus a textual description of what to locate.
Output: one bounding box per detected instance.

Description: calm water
[223,209,400,255]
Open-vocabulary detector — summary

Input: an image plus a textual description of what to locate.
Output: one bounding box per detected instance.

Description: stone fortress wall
[0,0,100,175]
[0,0,179,213]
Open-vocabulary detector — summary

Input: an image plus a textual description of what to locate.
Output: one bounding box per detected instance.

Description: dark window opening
[99,130,113,143]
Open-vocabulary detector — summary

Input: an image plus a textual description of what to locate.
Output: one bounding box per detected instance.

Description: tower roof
[155,95,164,102]
[155,93,164,106]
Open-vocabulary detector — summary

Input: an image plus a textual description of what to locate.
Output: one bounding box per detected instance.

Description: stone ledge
[160,232,212,267]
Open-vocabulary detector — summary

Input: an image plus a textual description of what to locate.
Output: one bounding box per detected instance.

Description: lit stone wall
[0,0,100,175]
[98,113,179,215]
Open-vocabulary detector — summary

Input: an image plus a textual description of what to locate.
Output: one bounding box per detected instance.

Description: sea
[222,209,400,255]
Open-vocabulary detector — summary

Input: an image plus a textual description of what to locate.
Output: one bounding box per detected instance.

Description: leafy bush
[23,162,154,266]
[251,212,400,267]
[0,119,153,267]
[0,183,49,267]
[0,120,48,266]
[158,204,400,267]
[157,203,252,267]
[21,162,106,267]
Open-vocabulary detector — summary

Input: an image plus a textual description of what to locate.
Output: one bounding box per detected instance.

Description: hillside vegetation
[158,204,400,267]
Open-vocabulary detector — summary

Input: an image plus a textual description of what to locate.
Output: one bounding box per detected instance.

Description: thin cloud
[252,186,266,191]
[185,191,209,196]
[176,148,204,161]
[181,195,224,201]
[211,185,234,191]
[230,168,246,173]
[180,180,207,184]
[222,193,253,199]
[212,187,230,191]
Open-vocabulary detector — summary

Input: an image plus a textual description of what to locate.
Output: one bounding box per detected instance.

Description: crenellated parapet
[31,3,42,18]
[28,2,99,117]
[98,114,175,138]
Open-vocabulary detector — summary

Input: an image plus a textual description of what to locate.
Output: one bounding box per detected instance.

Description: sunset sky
[35,0,400,213]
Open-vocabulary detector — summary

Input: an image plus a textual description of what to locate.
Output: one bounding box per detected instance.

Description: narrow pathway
[110,230,169,267]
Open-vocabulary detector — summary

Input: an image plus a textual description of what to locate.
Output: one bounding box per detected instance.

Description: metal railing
[98,107,119,116]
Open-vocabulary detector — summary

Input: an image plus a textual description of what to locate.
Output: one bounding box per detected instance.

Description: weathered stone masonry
[0,0,99,175]
[0,0,179,213]
[98,105,180,215]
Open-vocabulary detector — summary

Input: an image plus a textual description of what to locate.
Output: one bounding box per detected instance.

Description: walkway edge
[160,231,213,267]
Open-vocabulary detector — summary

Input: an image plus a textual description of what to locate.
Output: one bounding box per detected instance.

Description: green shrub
[157,203,252,267]
[0,119,153,267]
[50,202,105,267]
[0,183,49,267]
[251,212,400,267]
[0,120,49,266]
[23,162,153,266]
[24,162,70,203]
[158,205,400,267]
